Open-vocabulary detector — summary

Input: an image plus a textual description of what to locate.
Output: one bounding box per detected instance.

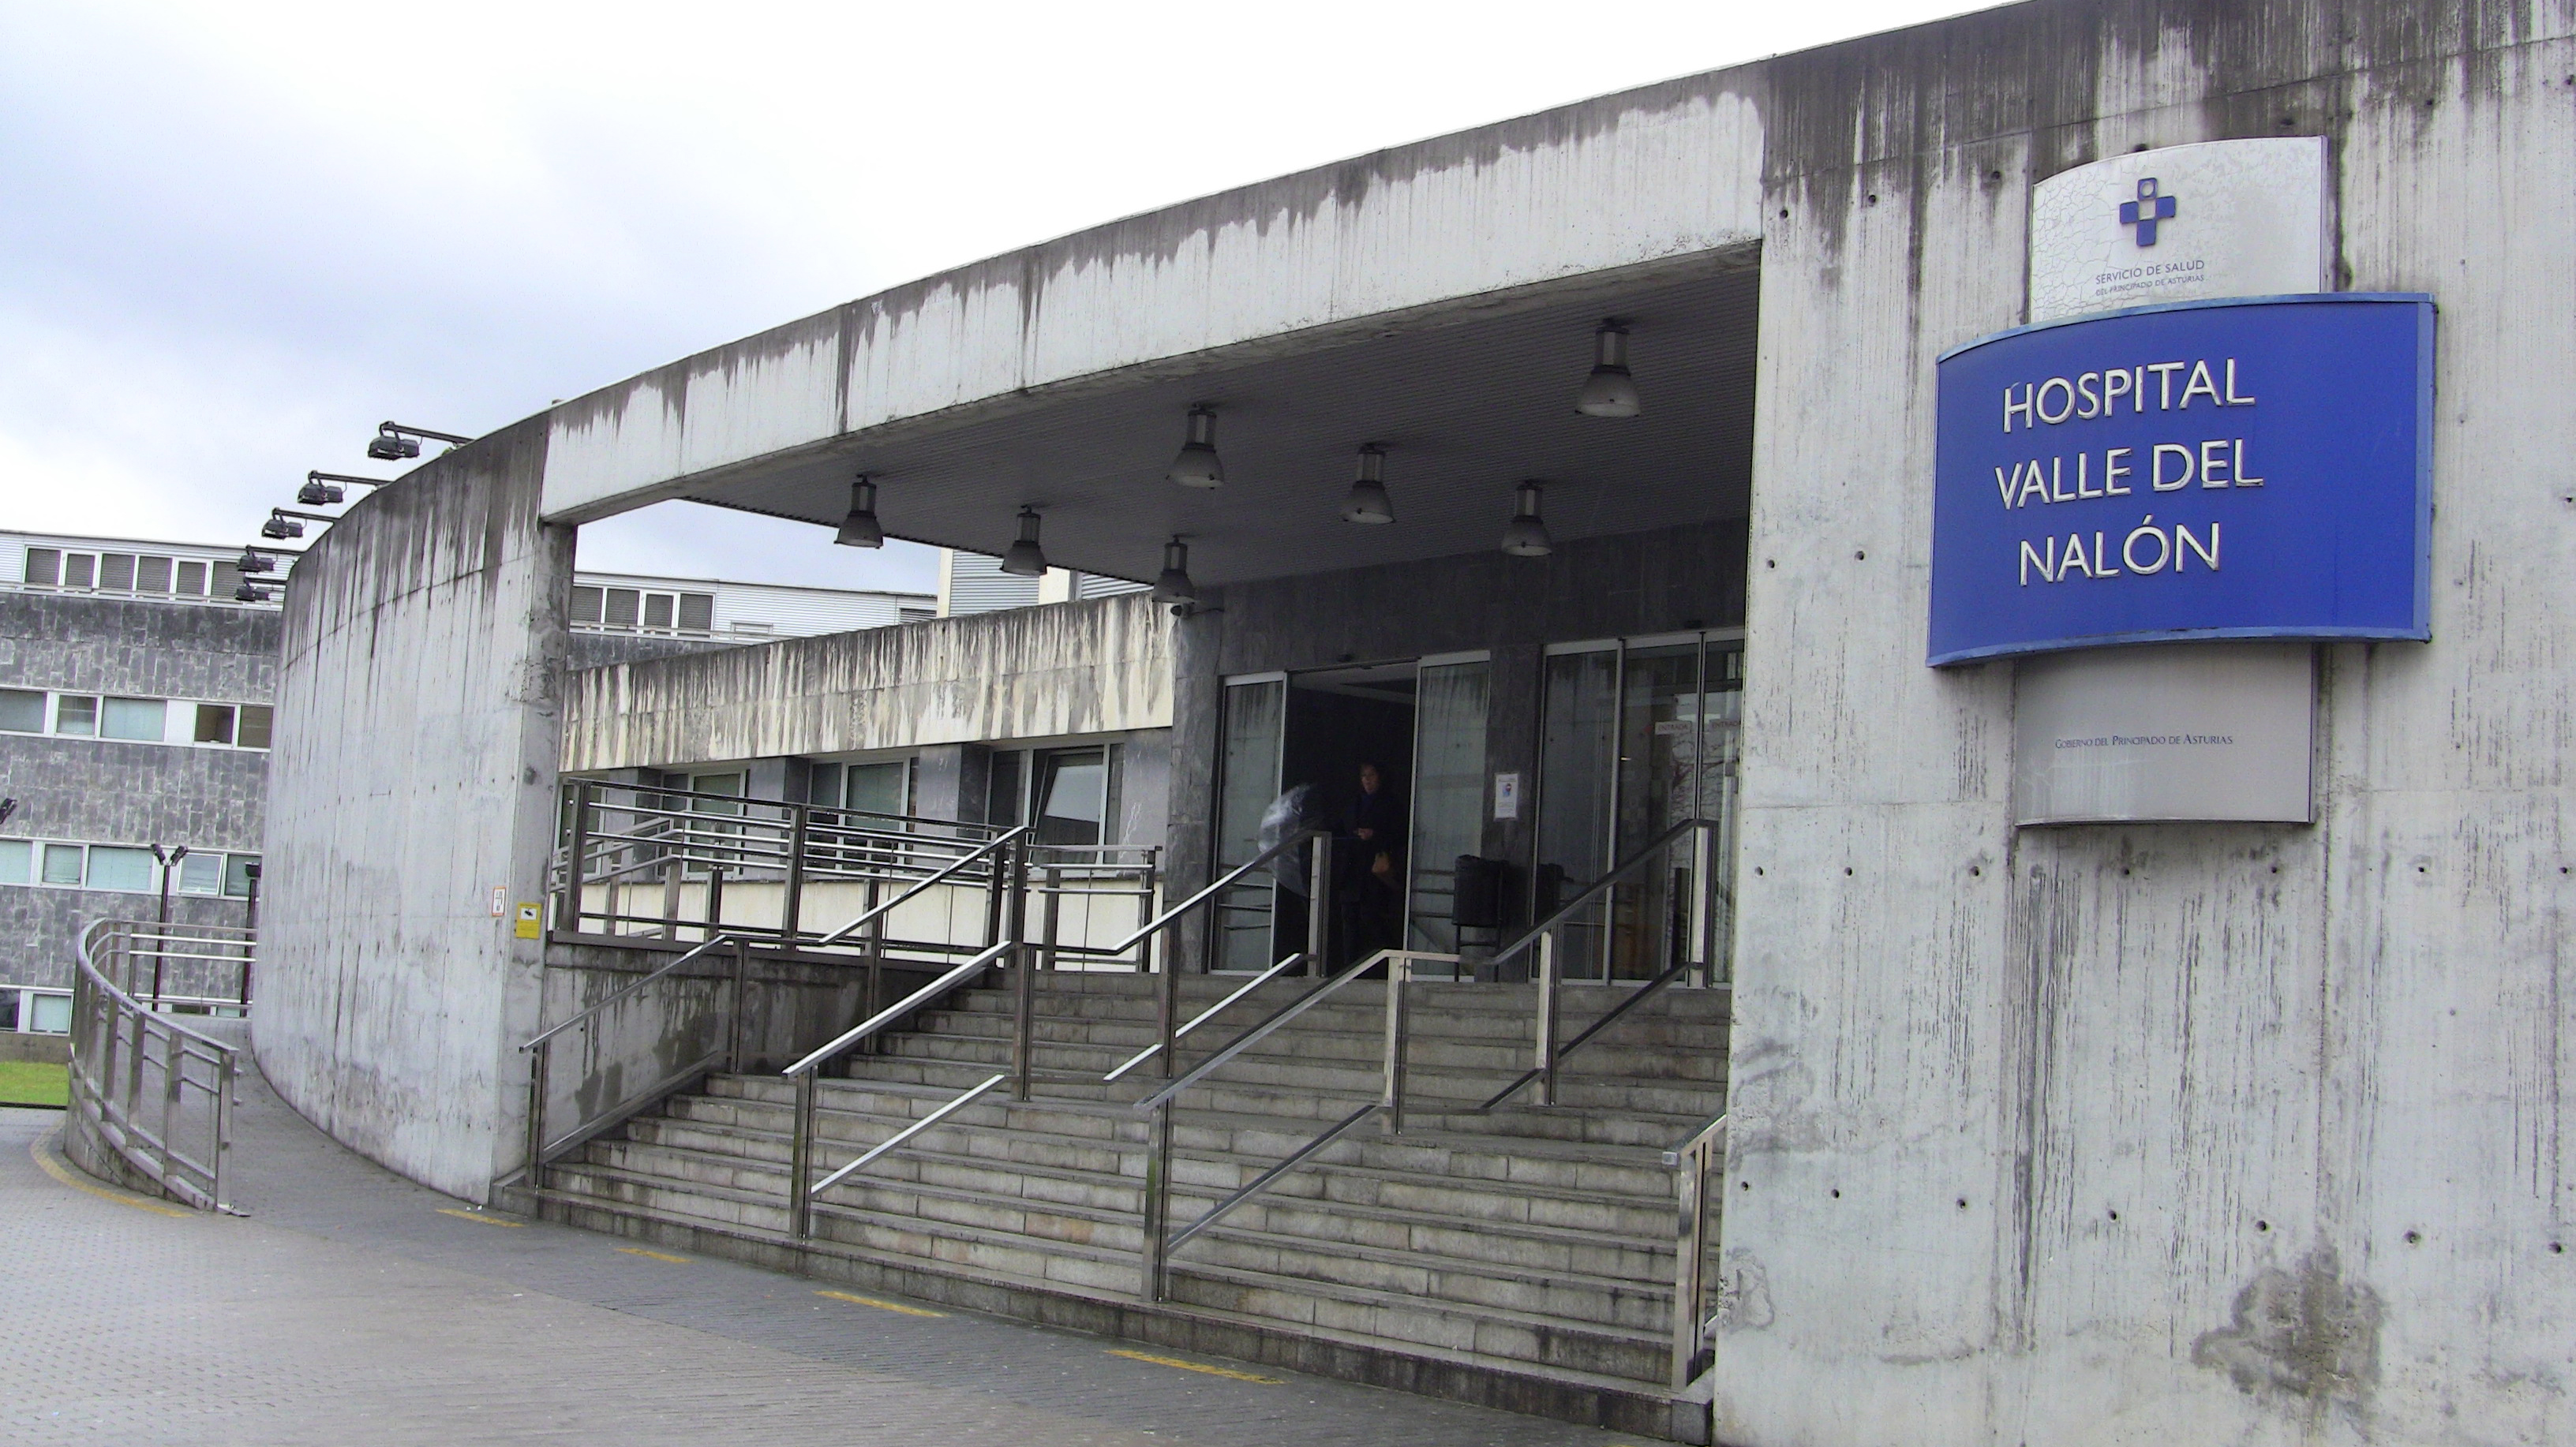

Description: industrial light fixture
[236,547,276,574]
[1340,444,1395,525]
[367,421,474,461]
[1500,482,1553,556]
[1151,536,1198,605]
[1574,321,1641,418]
[1000,507,1049,577]
[298,471,389,507]
[1167,406,1224,488]
[233,581,269,603]
[261,510,304,540]
[835,475,885,548]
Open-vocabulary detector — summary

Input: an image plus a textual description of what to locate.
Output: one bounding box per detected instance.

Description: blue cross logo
[2118,177,2177,246]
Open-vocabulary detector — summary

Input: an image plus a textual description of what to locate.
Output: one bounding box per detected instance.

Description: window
[195,703,238,745]
[223,855,259,899]
[23,548,58,585]
[86,847,153,892]
[99,553,137,591]
[603,588,640,628]
[136,555,172,593]
[28,993,70,1034]
[62,553,96,589]
[571,585,604,625]
[0,840,28,883]
[845,761,908,817]
[175,559,208,596]
[0,690,41,733]
[676,593,714,632]
[238,705,272,750]
[986,751,1024,828]
[41,844,83,884]
[899,607,935,624]
[101,697,167,742]
[178,853,224,894]
[1033,748,1110,847]
[54,696,97,736]
[210,560,242,600]
[642,593,675,629]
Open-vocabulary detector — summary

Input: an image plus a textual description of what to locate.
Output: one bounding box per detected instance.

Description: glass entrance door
[1212,676,1286,971]
[1404,656,1490,955]
[1533,634,1744,981]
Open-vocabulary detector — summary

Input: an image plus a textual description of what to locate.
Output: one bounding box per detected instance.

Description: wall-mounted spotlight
[835,475,885,548]
[233,581,271,602]
[1151,536,1198,606]
[1341,444,1395,525]
[236,547,277,574]
[1501,482,1553,557]
[367,421,474,461]
[1574,321,1641,418]
[298,471,390,507]
[1000,507,1049,577]
[1167,406,1224,488]
[263,507,336,540]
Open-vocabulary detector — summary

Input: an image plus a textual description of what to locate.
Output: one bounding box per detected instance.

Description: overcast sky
[0,0,1985,594]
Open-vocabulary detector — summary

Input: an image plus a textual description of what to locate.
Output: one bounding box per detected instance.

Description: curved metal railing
[63,919,249,1213]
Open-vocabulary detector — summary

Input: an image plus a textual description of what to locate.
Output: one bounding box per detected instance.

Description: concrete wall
[260,421,571,1202]
[1719,4,2575,1444]
[0,592,275,989]
[561,593,1171,772]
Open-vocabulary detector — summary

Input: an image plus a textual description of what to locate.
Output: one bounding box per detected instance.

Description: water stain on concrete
[2192,1248,2382,1406]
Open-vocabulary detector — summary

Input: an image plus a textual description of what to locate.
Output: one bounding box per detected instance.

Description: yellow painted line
[1106,1348,1285,1384]
[816,1288,945,1318]
[28,1127,193,1218]
[436,1207,527,1228]
[616,1245,690,1264]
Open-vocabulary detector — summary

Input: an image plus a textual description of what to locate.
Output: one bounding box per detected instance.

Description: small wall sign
[514,903,543,940]
[1492,772,1522,821]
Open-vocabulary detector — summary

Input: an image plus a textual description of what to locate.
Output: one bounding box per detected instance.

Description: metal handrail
[1130,952,1380,1113]
[811,826,1032,948]
[807,1071,1008,1195]
[62,919,244,1213]
[784,938,1016,1077]
[1487,817,1709,969]
[1104,828,1323,955]
[1167,1101,1380,1251]
[1476,954,1695,1111]
[1102,952,1306,1082]
[1663,1111,1729,1390]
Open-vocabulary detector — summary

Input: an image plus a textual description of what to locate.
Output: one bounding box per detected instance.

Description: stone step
[646,1099,1684,1228]
[524,1177,1683,1438]
[944,980,1733,1035]
[897,1009,1733,1082]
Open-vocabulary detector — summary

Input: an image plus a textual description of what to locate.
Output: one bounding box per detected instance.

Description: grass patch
[0,1060,69,1108]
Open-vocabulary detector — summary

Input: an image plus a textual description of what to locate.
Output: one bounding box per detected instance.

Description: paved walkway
[0,1059,1646,1446]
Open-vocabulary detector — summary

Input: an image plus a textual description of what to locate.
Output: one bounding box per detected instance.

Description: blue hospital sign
[1927,294,2435,666]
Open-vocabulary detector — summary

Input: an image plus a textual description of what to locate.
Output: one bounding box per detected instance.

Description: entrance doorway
[1210,655,1491,974]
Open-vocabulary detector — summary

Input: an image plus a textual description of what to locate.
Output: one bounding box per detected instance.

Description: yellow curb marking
[28,1127,194,1218]
[616,1246,690,1263]
[1106,1348,1286,1384]
[816,1288,945,1318]
[436,1207,527,1228]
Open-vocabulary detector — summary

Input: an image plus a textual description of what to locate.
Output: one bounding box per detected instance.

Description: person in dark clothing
[1339,761,1405,967]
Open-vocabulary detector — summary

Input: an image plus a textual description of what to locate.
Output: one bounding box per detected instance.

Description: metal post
[705,864,727,944]
[1039,865,1063,974]
[1306,833,1332,976]
[728,939,751,1073]
[1535,929,1561,1108]
[1010,842,1035,1102]
[1672,1135,1714,1389]
[781,806,809,947]
[1687,822,1715,989]
[159,1024,182,1184]
[660,859,683,940]
[1135,853,1159,972]
[1380,955,1410,1135]
[1140,1099,1173,1300]
[125,1006,148,1126]
[213,1050,237,1213]
[983,839,1008,950]
[152,855,175,1008]
[861,877,884,1057]
[563,782,592,934]
[525,1043,552,1174]
[789,1071,816,1240]
[1155,918,1182,1079]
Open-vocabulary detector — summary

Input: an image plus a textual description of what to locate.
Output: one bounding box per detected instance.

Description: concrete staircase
[530,970,1728,1438]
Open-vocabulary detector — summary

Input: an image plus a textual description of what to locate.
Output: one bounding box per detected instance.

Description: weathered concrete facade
[256,0,2576,1439]
[261,421,572,1201]
[0,592,275,992]
[562,591,1171,772]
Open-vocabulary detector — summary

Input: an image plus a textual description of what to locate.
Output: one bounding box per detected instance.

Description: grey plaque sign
[2013,644,2315,824]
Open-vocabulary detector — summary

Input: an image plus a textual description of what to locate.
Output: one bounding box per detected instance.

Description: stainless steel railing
[63,919,247,1212]
[1662,1111,1728,1392]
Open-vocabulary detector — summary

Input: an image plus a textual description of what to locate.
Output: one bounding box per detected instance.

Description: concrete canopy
[535,79,1768,586]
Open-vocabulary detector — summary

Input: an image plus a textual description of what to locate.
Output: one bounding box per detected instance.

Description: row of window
[0,689,271,749]
[22,546,250,600]
[0,839,260,896]
[650,746,1114,847]
[573,585,718,635]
